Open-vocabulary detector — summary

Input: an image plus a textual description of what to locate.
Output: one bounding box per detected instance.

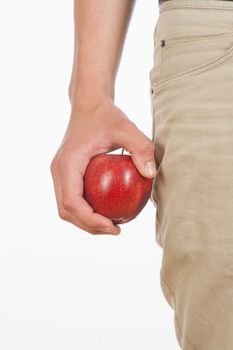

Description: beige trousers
[149,0,233,348]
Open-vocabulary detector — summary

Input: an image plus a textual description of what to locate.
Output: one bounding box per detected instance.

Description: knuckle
[58,208,68,221]
[85,223,102,234]
[50,158,57,174]
[59,149,78,164]
[58,151,69,164]
[86,224,98,233]
[141,141,155,153]
[132,141,155,158]
[56,153,67,169]
[88,226,115,235]
[61,197,75,212]
[53,151,71,169]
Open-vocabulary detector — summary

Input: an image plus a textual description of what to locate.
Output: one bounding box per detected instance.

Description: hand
[50,97,157,236]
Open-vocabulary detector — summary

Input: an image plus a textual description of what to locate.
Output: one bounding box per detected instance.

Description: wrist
[69,82,114,116]
[69,70,115,105]
[69,81,115,110]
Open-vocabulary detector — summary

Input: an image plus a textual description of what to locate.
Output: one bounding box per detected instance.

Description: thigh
[149,6,233,349]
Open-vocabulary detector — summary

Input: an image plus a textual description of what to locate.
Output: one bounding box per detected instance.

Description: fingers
[113,119,157,179]
[61,195,121,235]
[50,153,121,235]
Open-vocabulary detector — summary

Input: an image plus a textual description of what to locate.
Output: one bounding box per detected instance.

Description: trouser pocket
[150,26,233,90]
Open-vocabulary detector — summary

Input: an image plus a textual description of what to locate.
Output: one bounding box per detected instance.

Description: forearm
[69,0,136,105]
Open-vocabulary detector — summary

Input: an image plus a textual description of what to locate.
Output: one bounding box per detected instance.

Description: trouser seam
[160,271,197,350]
[160,5,233,13]
[151,47,233,93]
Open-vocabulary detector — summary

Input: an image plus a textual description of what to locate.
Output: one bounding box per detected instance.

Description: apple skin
[83,153,154,225]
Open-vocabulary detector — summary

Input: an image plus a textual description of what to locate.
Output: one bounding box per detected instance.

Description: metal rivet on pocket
[161,39,166,47]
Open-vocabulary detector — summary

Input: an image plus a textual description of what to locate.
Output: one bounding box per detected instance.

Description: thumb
[119,122,157,178]
[131,142,157,178]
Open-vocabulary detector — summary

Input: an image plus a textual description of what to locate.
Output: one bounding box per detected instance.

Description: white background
[0,1,180,349]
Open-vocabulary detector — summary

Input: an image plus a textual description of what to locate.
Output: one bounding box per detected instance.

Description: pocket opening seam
[151,41,233,92]
[161,31,233,46]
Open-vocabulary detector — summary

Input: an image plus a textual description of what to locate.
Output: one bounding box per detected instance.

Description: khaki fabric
[149,0,233,349]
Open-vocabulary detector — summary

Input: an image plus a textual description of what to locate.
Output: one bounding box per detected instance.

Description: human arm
[50,0,157,235]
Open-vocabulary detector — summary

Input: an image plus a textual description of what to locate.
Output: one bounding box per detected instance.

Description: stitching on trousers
[153,43,233,87]
[160,271,197,350]
[164,31,233,46]
[160,4,233,13]
[151,43,233,92]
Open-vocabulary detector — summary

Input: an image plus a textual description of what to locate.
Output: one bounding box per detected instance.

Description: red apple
[83,152,154,224]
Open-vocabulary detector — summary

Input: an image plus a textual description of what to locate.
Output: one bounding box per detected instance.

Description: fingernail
[113,227,121,235]
[103,226,121,235]
[145,161,157,177]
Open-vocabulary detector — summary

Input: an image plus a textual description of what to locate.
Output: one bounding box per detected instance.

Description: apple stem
[121,148,125,155]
